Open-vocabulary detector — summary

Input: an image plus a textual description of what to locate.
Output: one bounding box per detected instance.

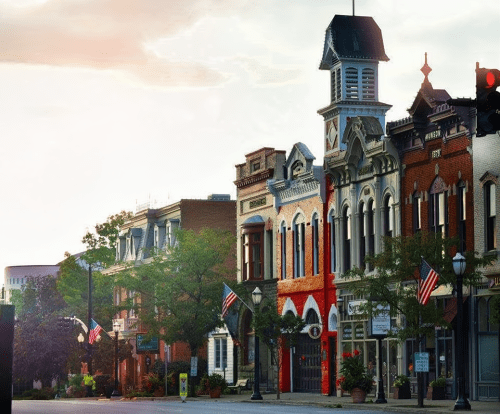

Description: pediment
[285,142,315,179]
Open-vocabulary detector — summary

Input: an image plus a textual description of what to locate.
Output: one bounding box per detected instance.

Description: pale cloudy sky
[1,0,499,279]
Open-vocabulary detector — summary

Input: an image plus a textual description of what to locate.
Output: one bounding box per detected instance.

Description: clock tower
[318,15,391,156]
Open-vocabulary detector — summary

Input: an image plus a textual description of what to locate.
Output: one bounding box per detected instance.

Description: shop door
[329,337,337,395]
[293,334,321,393]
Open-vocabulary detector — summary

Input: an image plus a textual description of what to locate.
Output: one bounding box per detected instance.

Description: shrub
[93,374,112,396]
[430,376,446,387]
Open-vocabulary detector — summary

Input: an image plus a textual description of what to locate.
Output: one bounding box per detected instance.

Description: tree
[13,276,76,387]
[344,232,492,407]
[115,227,236,358]
[56,252,115,331]
[253,303,305,399]
[81,210,133,268]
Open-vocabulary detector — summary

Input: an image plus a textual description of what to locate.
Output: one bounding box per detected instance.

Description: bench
[228,379,249,394]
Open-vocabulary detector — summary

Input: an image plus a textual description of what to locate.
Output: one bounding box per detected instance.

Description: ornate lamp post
[251,287,263,401]
[111,321,122,397]
[452,252,470,411]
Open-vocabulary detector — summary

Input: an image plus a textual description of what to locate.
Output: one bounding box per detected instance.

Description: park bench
[228,379,249,394]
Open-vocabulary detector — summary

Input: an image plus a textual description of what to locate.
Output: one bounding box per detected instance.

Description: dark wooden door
[293,334,321,393]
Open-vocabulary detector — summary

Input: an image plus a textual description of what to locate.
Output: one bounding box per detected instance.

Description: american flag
[222,283,238,318]
[88,318,103,344]
[418,258,440,306]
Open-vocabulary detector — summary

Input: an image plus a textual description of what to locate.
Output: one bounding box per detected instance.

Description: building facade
[104,195,236,392]
[267,142,335,394]
[233,147,286,389]
[4,265,61,304]
[387,58,476,398]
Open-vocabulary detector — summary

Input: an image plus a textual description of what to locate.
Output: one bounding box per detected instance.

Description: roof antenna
[352,0,355,16]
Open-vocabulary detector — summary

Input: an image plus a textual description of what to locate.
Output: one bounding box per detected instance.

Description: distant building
[4,265,60,303]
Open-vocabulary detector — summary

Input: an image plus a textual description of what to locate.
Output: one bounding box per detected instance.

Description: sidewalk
[181,391,500,414]
[91,391,500,413]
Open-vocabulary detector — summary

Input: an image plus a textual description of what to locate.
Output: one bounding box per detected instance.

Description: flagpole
[88,264,93,375]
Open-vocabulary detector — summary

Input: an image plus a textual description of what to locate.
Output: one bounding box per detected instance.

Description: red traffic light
[481,69,500,89]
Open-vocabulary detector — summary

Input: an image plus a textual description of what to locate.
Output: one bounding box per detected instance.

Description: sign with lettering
[348,300,367,316]
[136,334,159,353]
[369,304,391,337]
[342,325,352,340]
[414,352,429,373]
[425,129,441,141]
[190,357,198,376]
[355,324,365,339]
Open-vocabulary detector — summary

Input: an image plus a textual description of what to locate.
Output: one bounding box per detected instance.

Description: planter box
[427,386,446,400]
[393,382,411,399]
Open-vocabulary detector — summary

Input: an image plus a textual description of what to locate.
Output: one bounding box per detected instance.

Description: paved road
[13,399,380,414]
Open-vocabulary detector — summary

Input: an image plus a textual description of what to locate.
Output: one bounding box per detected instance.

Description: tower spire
[420,52,433,89]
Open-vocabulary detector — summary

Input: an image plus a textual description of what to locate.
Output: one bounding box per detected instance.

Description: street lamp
[452,252,470,411]
[251,287,263,401]
[111,321,122,397]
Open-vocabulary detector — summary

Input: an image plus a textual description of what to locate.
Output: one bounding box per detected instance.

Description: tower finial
[420,52,432,88]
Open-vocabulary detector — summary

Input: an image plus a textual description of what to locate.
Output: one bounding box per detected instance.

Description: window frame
[241,223,264,281]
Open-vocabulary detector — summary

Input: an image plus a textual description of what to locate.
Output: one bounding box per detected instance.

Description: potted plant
[427,376,446,400]
[204,373,227,398]
[393,374,411,399]
[336,350,374,403]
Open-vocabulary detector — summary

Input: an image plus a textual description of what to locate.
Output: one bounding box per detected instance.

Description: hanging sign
[369,304,391,337]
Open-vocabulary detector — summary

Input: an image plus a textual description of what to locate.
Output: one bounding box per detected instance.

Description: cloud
[0,0,251,87]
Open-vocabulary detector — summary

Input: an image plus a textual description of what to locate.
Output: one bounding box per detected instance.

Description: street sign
[414,352,429,373]
[179,373,188,402]
[136,334,159,353]
[190,357,198,376]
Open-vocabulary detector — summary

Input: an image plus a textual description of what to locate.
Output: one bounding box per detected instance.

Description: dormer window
[251,161,261,173]
[291,160,304,178]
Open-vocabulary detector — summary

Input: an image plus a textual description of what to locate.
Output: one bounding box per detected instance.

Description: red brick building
[267,142,336,394]
[387,58,474,396]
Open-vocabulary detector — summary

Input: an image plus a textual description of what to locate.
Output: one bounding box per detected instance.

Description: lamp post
[251,287,263,400]
[111,321,122,397]
[452,252,471,411]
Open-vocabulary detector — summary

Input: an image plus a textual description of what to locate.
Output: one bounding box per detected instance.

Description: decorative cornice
[234,169,274,189]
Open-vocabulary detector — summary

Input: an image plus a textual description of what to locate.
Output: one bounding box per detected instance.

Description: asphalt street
[12,399,379,414]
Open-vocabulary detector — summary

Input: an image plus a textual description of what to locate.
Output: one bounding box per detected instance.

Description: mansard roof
[319,15,389,70]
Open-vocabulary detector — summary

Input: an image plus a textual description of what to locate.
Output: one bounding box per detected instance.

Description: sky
[1,0,499,282]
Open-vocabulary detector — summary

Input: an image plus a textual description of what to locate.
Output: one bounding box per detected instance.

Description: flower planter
[209,387,222,398]
[351,387,367,403]
[427,386,445,400]
[393,382,411,399]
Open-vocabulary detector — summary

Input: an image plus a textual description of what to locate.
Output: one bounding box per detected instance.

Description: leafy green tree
[253,303,305,399]
[344,232,492,407]
[81,210,133,268]
[115,228,236,359]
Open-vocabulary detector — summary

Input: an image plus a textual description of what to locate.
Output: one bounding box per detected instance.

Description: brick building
[267,142,334,394]
[103,195,236,392]
[233,147,286,390]
[387,57,475,398]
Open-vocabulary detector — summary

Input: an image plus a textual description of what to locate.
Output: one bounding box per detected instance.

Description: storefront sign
[347,300,367,316]
[355,324,365,339]
[414,352,429,373]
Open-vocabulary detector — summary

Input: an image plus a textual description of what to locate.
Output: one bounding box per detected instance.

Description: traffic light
[476,64,500,137]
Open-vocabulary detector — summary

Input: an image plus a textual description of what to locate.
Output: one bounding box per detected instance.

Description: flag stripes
[418,258,440,306]
[222,283,238,318]
[88,318,103,344]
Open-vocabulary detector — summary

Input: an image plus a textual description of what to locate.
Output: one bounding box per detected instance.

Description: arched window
[358,202,365,268]
[312,213,319,275]
[281,222,287,279]
[367,200,375,271]
[241,217,264,281]
[343,206,351,271]
[485,181,497,251]
[305,309,320,325]
[329,212,336,273]
[384,195,394,237]
[457,182,467,253]
[429,177,448,236]
[293,215,306,278]
[413,192,421,234]
[345,67,359,100]
[362,68,375,101]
